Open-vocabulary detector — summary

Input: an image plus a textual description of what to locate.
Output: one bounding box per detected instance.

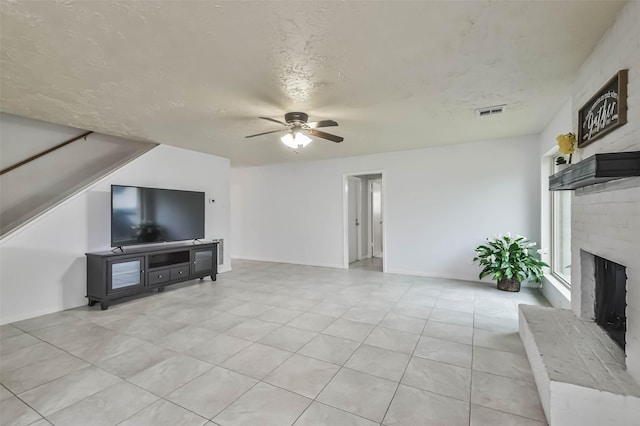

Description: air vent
[476,105,506,117]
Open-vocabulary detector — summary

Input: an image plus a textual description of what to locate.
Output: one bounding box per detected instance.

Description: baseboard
[386,268,543,288]
[384,267,475,282]
[234,256,344,270]
[2,267,232,325]
[0,303,81,325]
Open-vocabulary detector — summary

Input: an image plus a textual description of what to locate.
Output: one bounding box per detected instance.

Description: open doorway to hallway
[343,172,384,272]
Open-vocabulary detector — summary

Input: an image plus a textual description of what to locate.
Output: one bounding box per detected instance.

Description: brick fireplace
[572,179,640,384]
[569,0,639,386]
[520,3,640,424]
[520,176,640,425]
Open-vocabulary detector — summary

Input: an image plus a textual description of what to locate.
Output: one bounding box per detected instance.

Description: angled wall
[0,144,231,324]
[0,113,155,235]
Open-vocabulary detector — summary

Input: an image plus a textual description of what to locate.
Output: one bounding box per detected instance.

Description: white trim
[346,176,363,262]
[541,146,573,294]
[0,271,232,325]
[356,178,363,261]
[367,181,373,259]
[385,268,543,288]
[342,175,349,268]
[233,256,343,270]
[381,175,387,273]
[540,146,556,269]
[1,306,72,325]
[542,274,572,308]
[370,178,384,259]
[549,153,572,289]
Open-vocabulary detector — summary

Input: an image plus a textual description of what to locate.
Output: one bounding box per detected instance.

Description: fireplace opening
[594,256,627,350]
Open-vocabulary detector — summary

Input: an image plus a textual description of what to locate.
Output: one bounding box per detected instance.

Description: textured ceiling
[0,1,625,166]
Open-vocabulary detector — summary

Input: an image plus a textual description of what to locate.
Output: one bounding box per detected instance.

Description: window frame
[550,155,572,288]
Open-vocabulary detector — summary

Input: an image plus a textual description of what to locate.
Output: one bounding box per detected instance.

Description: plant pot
[497,277,521,292]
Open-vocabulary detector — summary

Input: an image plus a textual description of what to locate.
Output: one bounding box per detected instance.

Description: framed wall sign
[578,69,628,148]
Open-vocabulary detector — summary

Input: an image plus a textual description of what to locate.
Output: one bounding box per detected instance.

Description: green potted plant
[473,233,548,292]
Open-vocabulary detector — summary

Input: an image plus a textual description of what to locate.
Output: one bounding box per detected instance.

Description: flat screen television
[111,185,205,247]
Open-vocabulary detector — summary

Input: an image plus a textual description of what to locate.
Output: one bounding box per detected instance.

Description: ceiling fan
[245,112,344,148]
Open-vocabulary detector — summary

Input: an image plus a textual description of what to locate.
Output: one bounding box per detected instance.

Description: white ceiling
[0,1,625,166]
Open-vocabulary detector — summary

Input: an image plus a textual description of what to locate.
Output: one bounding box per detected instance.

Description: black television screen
[111,185,205,247]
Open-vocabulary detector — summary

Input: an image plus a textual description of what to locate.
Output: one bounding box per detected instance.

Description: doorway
[343,172,384,272]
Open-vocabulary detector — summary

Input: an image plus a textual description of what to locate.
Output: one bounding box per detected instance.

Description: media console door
[192,246,216,280]
[107,256,145,294]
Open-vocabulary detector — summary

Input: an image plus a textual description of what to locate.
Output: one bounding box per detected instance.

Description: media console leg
[88,300,96,307]
[211,274,216,281]
[158,287,165,293]
[100,301,109,311]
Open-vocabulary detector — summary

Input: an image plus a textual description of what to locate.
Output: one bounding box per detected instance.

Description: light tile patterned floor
[0,259,550,425]
[349,257,383,272]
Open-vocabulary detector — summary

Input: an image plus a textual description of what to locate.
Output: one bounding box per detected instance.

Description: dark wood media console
[86,241,218,310]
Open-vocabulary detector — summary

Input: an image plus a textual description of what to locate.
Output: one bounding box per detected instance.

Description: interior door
[371,180,383,257]
[347,177,360,263]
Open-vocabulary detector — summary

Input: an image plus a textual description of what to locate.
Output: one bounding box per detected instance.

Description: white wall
[538,99,572,158]
[231,135,540,282]
[538,99,572,309]
[0,145,231,324]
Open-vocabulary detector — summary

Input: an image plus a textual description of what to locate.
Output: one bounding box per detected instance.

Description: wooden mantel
[549,151,640,191]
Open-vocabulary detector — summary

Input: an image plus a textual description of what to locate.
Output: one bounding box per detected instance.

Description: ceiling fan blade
[307,120,338,129]
[245,129,285,138]
[310,129,344,143]
[259,116,287,126]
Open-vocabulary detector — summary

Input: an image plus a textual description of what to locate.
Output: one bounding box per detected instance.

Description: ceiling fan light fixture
[246,112,342,144]
[281,131,311,149]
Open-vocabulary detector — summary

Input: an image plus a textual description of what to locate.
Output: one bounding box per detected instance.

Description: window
[551,156,571,286]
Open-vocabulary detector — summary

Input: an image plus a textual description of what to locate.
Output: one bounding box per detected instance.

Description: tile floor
[349,257,383,272]
[0,259,550,426]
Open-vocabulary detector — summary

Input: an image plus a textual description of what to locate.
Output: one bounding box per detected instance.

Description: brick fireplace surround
[520,177,640,425]
[520,2,640,425]
[573,179,640,381]
[567,0,640,390]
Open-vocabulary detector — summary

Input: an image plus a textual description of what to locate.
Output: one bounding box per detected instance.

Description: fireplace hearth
[594,256,627,350]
